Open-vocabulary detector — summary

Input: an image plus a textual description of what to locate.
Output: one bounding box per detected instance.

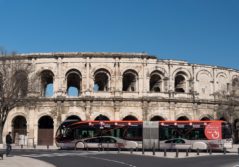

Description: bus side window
[82,131,88,138]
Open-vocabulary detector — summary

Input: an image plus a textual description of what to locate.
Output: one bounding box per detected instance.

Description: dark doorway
[12,116,27,144]
[200,117,210,121]
[234,119,239,143]
[38,116,54,145]
[122,115,138,121]
[95,115,110,121]
[150,116,165,121]
[177,116,189,121]
[66,115,81,121]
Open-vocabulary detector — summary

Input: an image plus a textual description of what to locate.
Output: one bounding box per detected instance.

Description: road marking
[80,155,137,167]
[21,152,112,158]
[21,152,136,167]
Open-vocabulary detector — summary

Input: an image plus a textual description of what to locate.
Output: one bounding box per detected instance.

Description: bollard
[223,147,226,155]
[197,148,199,156]
[164,149,167,157]
[142,144,144,155]
[152,142,155,156]
[98,145,100,152]
[107,141,109,151]
[33,144,36,149]
[175,149,179,158]
[130,148,133,154]
[186,149,189,157]
[238,148,239,155]
[21,144,23,149]
[209,148,212,155]
[47,145,49,150]
[118,147,120,153]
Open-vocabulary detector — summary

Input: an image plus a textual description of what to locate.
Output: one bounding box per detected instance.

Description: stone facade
[2,52,239,145]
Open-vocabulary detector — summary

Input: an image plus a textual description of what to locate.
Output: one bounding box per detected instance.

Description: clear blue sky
[0,0,239,69]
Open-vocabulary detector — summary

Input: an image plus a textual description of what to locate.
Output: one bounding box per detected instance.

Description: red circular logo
[204,122,222,140]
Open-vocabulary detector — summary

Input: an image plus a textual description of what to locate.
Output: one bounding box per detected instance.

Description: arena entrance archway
[200,117,210,121]
[234,119,239,143]
[150,115,165,121]
[38,116,54,145]
[177,116,189,121]
[65,115,81,121]
[12,116,27,144]
[95,114,110,121]
[122,115,138,121]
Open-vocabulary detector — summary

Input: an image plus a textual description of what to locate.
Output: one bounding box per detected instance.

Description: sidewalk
[120,150,238,159]
[7,144,239,152]
[0,156,55,167]
[0,144,238,167]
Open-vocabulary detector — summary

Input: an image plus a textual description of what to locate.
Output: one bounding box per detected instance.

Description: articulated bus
[55,120,232,150]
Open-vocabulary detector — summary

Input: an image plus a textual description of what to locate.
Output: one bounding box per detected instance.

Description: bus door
[143,121,159,149]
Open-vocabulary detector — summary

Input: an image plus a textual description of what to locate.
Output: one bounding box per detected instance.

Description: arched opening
[66,115,81,121]
[219,117,227,121]
[13,70,28,97]
[234,119,239,143]
[150,115,165,121]
[123,70,138,92]
[66,70,81,96]
[122,115,138,121]
[12,116,27,144]
[38,116,54,145]
[150,71,163,92]
[175,72,187,93]
[95,114,110,121]
[41,70,54,97]
[232,78,239,95]
[94,69,110,92]
[200,117,210,121]
[177,116,189,121]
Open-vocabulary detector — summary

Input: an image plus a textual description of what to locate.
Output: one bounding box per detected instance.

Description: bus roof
[70,120,226,126]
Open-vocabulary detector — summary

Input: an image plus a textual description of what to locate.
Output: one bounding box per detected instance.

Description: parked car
[159,138,208,150]
[75,136,138,150]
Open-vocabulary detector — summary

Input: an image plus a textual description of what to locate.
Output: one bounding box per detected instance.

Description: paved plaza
[0,145,238,167]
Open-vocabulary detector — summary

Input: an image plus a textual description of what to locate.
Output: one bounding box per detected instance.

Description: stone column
[142,100,149,121]
[114,100,121,120]
[27,105,36,147]
[115,58,122,96]
[85,100,92,120]
[53,100,64,146]
[192,103,198,120]
[164,77,169,92]
[56,101,63,128]
[86,57,90,93]
[169,102,176,120]
[33,123,38,146]
[56,57,64,96]
[142,58,148,95]
[112,58,118,95]
[28,58,40,97]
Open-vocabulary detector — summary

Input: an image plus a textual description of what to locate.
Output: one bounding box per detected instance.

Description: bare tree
[0,49,32,143]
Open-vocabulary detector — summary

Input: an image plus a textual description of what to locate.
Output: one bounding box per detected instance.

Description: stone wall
[2,52,239,145]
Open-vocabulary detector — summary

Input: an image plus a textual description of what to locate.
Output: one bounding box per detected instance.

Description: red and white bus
[55,120,232,150]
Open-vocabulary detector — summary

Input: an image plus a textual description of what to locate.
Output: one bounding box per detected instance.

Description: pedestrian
[6,132,13,156]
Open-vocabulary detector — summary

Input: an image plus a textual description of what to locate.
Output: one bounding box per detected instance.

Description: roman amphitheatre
[1,52,239,145]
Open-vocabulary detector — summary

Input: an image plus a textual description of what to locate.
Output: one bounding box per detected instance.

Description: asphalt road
[12,151,239,167]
